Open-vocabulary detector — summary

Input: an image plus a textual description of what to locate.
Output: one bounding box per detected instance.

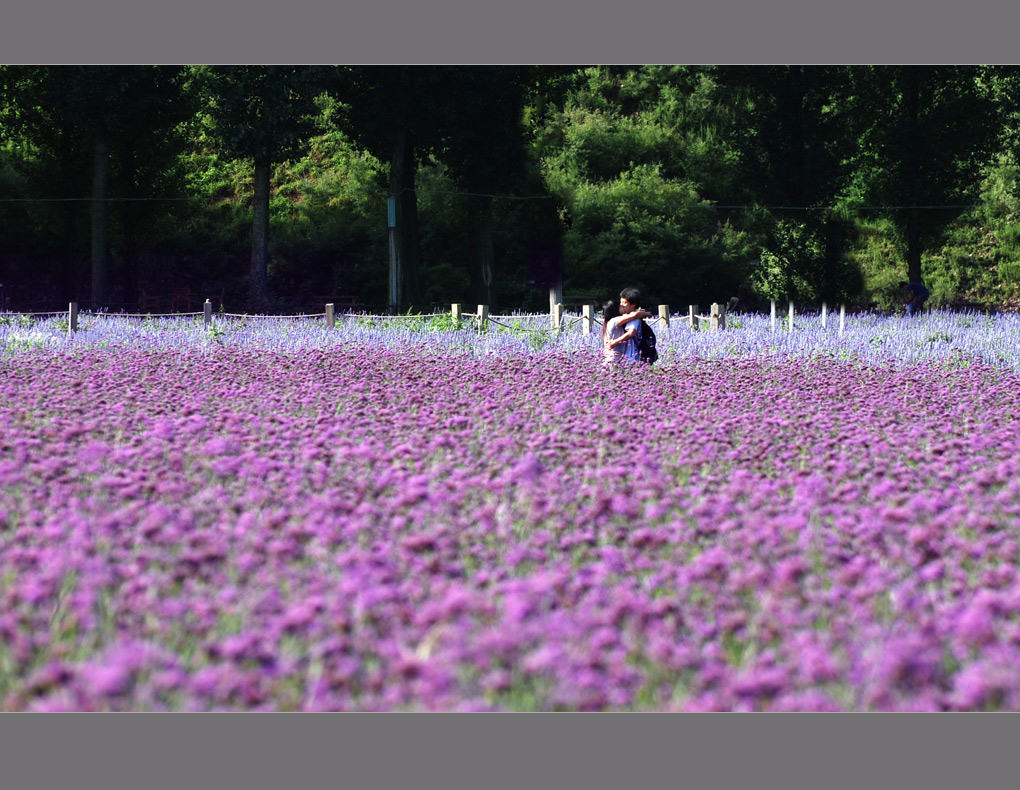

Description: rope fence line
[121,311,205,319]
[220,311,327,320]
[485,317,518,330]
[9,299,852,340]
[365,313,446,321]
[485,316,553,333]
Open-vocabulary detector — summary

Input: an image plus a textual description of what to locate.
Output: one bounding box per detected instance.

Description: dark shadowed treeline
[2,65,1020,314]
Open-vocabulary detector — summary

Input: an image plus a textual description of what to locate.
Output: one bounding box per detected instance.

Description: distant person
[900,281,929,316]
[602,290,650,366]
[619,287,659,364]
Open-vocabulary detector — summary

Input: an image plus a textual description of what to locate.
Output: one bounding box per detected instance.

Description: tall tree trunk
[250,157,271,311]
[468,196,496,308]
[91,133,110,308]
[388,68,420,311]
[388,132,406,311]
[792,66,808,208]
[821,219,845,302]
[906,208,923,284]
[121,139,139,306]
[389,133,421,311]
[903,67,924,284]
[398,145,420,309]
[58,123,77,303]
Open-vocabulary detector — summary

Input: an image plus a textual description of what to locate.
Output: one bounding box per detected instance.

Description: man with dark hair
[616,289,643,362]
[603,297,652,365]
[900,281,929,316]
[618,288,658,364]
[619,287,642,308]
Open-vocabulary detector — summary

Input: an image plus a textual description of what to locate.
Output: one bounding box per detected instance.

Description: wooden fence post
[689,304,699,330]
[548,285,562,319]
[552,302,563,332]
[658,304,669,328]
[710,303,721,331]
[477,304,488,331]
[204,299,213,328]
[581,304,593,335]
[821,300,828,329]
[771,300,776,332]
[839,303,845,337]
[788,300,795,333]
[325,303,335,329]
[68,302,78,336]
[451,303,462,326]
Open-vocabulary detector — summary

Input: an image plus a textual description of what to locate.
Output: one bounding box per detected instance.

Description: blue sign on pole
[387,196,396,228]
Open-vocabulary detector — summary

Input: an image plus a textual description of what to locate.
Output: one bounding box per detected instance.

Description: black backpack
[638,320,658,364]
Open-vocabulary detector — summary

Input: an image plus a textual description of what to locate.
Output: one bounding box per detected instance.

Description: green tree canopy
[846,65,1006,285]
[202,65,328,310]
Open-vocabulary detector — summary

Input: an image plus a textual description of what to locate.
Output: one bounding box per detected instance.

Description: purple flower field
[3,313,1020,710]
[5,307,1020,370]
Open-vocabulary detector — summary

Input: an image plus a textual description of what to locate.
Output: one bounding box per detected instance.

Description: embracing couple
[602,287,655,366]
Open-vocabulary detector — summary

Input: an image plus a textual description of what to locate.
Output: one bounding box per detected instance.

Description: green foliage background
[3,64,1020,313]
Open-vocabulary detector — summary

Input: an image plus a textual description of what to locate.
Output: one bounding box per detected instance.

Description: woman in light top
[602,298,650,366]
